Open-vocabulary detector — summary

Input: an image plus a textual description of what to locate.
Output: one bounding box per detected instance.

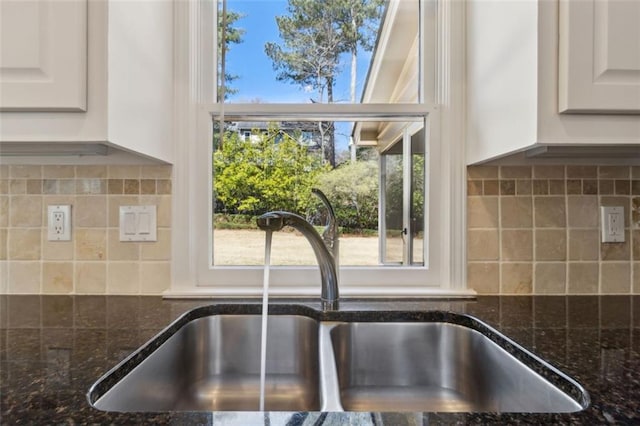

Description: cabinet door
[0,0,87,111]
[559,0,640,114]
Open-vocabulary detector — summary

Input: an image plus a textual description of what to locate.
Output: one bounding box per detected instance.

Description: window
[170,0,468,297]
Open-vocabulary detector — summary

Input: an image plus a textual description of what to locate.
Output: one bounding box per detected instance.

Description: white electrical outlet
[48,205,71,241]
[600,206,624,243]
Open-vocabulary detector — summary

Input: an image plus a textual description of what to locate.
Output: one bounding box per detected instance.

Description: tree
[316,160,379,231]
[265,0,384,166]
[214,124,329,216]
[218,2,245,101]
[265,0,345,167]
[336,0,384,103]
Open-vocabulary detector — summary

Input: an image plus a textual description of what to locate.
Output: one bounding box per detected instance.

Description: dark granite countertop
[1,295,638,425]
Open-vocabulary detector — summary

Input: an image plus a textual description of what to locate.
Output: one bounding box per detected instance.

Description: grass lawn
[213,229,422,266]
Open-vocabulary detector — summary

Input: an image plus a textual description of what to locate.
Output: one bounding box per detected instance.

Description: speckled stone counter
[1,295,638,425]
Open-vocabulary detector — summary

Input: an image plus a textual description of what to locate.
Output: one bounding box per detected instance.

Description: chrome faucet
[256,189,339,310]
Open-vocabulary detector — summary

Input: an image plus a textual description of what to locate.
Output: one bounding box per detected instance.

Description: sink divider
[318,322,344,411]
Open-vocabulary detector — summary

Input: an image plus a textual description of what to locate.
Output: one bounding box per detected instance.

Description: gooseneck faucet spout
[256,192,339,310]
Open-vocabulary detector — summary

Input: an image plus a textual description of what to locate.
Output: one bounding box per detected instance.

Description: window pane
[217,0,419,103]
[211,117,424,266]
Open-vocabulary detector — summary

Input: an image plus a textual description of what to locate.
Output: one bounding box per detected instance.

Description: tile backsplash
[0,165,171,295]
[467,165,640,295]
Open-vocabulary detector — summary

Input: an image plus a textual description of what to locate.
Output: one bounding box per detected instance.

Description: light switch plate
[119,205,157,242]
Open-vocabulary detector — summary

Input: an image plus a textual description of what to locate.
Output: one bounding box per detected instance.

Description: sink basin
[329,321,588,413]
[88,305,589,414]
[89,314,320,412]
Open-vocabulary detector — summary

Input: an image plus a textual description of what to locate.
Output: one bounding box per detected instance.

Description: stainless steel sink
[328,322,587,413]
[88,307,589,414]
[90,315,320,412]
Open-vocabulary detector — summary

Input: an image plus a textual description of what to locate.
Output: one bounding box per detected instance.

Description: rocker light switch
[119,206,157,242]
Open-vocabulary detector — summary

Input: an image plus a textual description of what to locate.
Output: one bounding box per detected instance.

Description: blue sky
[224,0,377,150]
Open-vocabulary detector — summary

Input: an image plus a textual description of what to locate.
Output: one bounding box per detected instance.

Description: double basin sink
[87,305,589,413]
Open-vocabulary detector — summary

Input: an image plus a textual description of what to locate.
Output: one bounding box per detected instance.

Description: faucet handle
[311,188,338,256]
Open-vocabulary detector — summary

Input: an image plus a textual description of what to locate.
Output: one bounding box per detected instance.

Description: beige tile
[75,229,107,261]
[76,179,106,195]
[501,197,532,229]
[467,263,499,294]
[601,232,630,261]
[500,166,531,179]
[535,229,566,261]
[567,166,597,179]
[467,180,482,196]
[141,229,172,261]
[107,262,140,294]
[10,165,41,179]
[9,196,42,227]
[467,166,498,179]
[601,263,630,294]
[0,179,7,194]
[140,179,156,195]
[568,263,599,294]
[42,262,73,293]
[534,263,566,294]
[140,262,171,294]
[566,196,598,228]
[156,180,172,195]
[467,197,499,228]
[108,166,140,179]
[8,229,41,260]
[483,180,499,195]
[467,229,499,261]
[0,196,8,227]
[534,197,565,228]
[141,165,172,179]
[9,179,26,195]
[633,263,640,294]
[501,230,533,261]
[599,166,629,179]
[58,179,76,194]
[8,262,41,293]
[75,196,107,227]
[124,179,140,195]
[633,166,640,179]
[75,262,106,294]
[533,166,564,179]
[0,261,6,293]
[0,165,8,179]
[501,263,532,294]
[516,180,532,196]
[42,230,74,260]
[43,166,75,179]
[634,230,640,260]
[568,229,599,261]
[76,165,107,178]
[26,180,42,194]
[108,179,124,195]
[107,195,139,227]
[0,229,6,260]
[108,229,139,260]
[140,195,171,227]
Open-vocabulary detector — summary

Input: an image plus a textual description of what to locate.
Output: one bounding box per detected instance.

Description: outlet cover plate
[47,205,72,241]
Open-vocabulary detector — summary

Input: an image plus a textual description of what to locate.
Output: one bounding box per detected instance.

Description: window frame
[168,0,470,297]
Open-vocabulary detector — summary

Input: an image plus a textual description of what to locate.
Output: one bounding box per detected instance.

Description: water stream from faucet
[259,230,272,411]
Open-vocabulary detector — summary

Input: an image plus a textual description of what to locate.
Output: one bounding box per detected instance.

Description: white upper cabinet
[0,0,174,164]
[466,0,640,164]
[559,0,640,114]
[0,0,87,111]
